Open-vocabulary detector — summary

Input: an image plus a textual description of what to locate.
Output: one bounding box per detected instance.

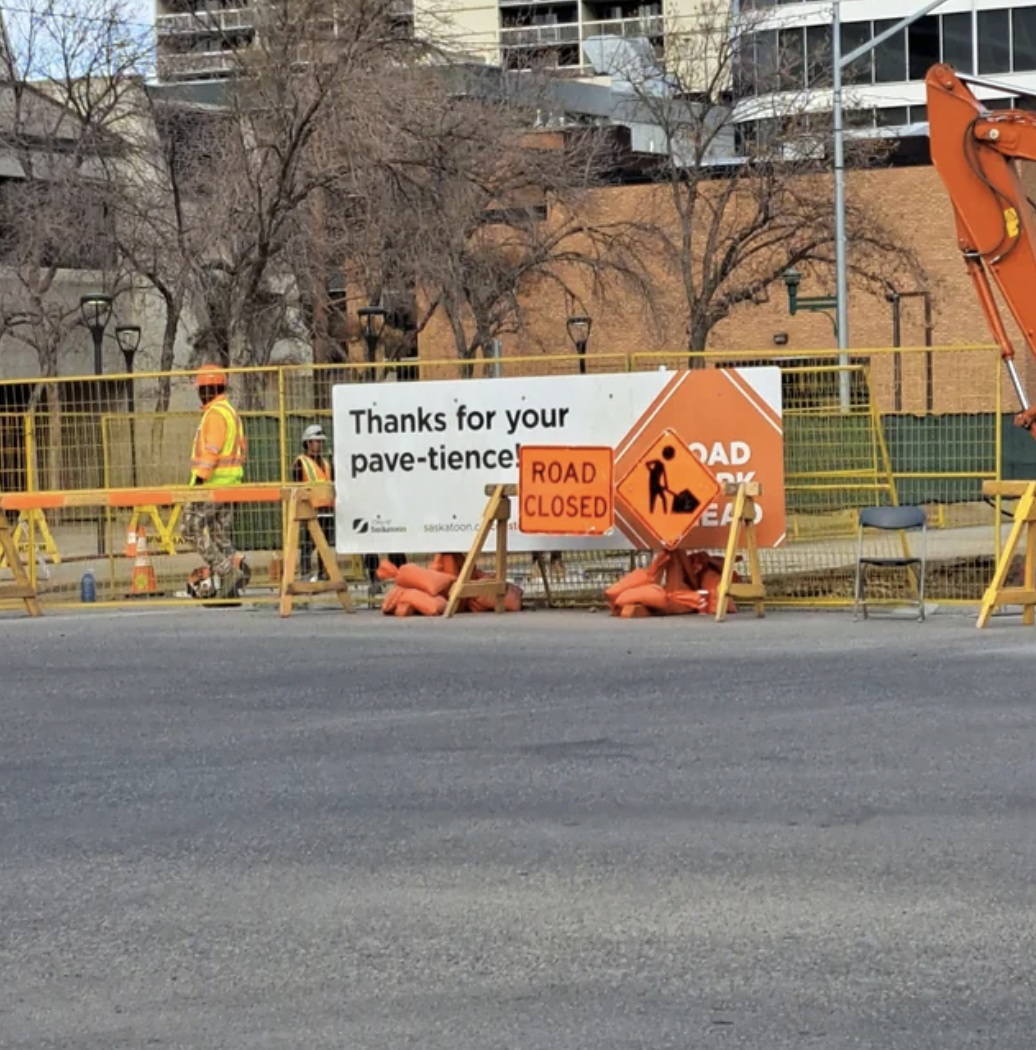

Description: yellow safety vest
[295,454,334,508]
[192,397,246,486]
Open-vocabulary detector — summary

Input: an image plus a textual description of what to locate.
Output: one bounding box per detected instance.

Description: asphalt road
[1,605,1035,1050]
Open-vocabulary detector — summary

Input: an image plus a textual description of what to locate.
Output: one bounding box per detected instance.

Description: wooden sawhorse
[978,479,1036,628]
[279,484,355,618]
[715,481,766,623]
[444,484,515,618]
[0,517,41,617]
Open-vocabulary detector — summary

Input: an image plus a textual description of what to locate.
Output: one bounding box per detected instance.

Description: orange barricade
[0,484,340,612]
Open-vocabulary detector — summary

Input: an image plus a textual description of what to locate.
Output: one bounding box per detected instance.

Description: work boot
[216,564,242,600]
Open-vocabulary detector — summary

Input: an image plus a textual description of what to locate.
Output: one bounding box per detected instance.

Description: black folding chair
[853,505,928,622]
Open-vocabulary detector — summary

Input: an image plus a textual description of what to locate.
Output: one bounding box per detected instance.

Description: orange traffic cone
[124,521,137,559]
[130,524,157,596]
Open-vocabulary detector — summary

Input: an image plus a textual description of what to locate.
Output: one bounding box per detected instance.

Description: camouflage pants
[182,503,236,577]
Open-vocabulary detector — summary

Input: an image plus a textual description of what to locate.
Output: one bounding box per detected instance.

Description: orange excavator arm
[926,62,1036,433]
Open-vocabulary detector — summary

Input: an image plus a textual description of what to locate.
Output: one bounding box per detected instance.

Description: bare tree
[373,72,659,373]
[0,0,148,485]
[108,91,231,416]
[0,0,145,376]
[607,0,924,361]
[168,0,426,404]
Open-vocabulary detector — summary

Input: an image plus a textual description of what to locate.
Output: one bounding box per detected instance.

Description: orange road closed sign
[518,445,615,536]
[616,429,721,550]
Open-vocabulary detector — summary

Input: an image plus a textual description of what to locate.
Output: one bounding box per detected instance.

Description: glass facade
[742,7,1036,93]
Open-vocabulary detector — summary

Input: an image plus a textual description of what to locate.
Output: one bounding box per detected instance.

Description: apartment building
[741,0,1036,134]
[153,0,415,82]
[412,0,695,75]
[153,0,257,81]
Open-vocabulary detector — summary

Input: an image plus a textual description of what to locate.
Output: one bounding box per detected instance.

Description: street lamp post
[80,294,114,556]
[357,305,401,586]
[116,324,142,487]
[566,315,592,375]
[831,0,949,409]
[783,268,839,340]
[358,306,388,381]
[80,293,113,376]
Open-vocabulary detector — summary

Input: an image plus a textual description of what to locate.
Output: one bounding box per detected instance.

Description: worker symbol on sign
[617,428,722,550]
[646,444,701,516]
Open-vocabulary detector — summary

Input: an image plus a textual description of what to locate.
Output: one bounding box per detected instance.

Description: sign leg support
[279,486,354,618]
[977,482,1036,628]
[444,483,515,619]
[0,518,41,617]
[715,481,766,623]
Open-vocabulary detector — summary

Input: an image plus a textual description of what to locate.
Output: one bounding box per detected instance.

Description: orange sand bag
[376,559,399,581]
[614,583,669,612]
[620,603,651,618]
[605,568,656,609]
[395,563,456,597]
[662,589,708,615]
[409,589,447,616]
[381,586,402,615]
[468,582,524,613]
[699,566,736,615]
[663,554,689,594]
[431,552,476,578]
[605,553,669,610]
[391,587,447,617]
[679,551,711,590]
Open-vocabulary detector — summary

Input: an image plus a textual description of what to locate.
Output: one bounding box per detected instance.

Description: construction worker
[183,364,249,599]
[291,423,335,580]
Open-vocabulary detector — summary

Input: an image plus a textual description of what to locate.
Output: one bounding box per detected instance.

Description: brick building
[418,161,1030,418]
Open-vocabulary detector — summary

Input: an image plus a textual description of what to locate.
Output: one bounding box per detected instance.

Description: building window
[941,12,973,74]
[805,24,830,87]
[874,18,907,82]
[876,105,908,127]
[1013,7,1036,71]
[978,9,1011,73]
[841,21,873,84]
[737,30,780,94]
[779,26,805,89]
[908,15,940,80]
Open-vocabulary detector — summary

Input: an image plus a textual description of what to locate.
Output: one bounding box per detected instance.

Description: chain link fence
[0,344,1008,609]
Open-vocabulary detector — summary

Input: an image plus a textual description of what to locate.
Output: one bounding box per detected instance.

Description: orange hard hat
[193,364,227,387]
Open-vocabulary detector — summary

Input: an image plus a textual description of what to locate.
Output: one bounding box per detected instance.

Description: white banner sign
[331,368,785,555]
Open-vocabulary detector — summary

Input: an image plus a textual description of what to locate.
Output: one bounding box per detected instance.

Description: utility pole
[831,0,949,407]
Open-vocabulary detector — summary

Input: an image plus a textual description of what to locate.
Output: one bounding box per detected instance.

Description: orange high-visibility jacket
[191,395,246,485]
[292,454,334,508]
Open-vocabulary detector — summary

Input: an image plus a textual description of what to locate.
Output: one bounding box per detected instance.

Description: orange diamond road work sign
[518,445,615,536]
[616,429,721,550]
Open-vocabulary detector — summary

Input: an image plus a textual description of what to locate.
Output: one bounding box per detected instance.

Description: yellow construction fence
[0,344,1016,610]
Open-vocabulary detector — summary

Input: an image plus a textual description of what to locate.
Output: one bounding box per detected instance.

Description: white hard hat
[302,424,327,444]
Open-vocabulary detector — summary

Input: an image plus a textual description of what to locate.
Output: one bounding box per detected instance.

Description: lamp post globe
[357,306,388,366]
[80,293,114,375]
[782,268,802,315]
[115,324,142,372]
[566,315,592,375]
